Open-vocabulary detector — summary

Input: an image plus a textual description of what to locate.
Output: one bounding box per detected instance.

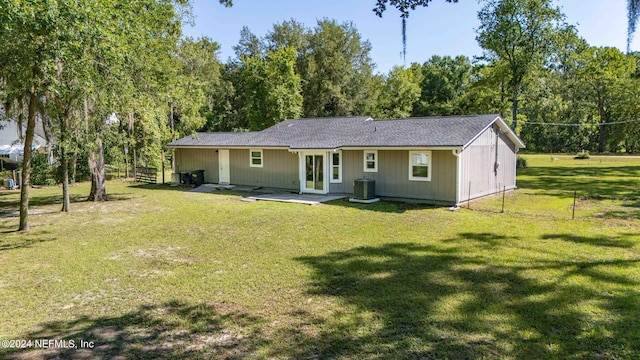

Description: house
[0,117,51,170]
[166,114,525,206]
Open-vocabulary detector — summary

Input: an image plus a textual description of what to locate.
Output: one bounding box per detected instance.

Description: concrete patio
[242,193,347,205]
[187,184,347,205]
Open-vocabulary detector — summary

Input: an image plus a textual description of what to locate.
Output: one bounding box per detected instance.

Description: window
[363,150,377,172]
[409,151,431,181]
[250,149,263,168]
[330,151,342,183]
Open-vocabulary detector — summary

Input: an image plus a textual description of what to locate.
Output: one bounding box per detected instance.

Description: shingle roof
[167,114,524,149]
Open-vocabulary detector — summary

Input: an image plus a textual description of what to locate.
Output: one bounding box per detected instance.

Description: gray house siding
[229,149,298,190]
[168,116,524,204]
[331,150,457,203]
[459,124,517,202]
[174,148,219,183]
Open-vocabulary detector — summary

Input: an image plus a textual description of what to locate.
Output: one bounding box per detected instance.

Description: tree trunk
[511,87,519,133]
[598,125,606,153]
[597,98,607,153]
[125,112,132,179]
[129,112,136,180]
[71,151,77,183]
[61,149,70,212]
[88,136,108,201]
[170,102,175,141]
[124,144,129,179]
[18,91,39,231]
[133,147,137,181]
[60,112,71,212]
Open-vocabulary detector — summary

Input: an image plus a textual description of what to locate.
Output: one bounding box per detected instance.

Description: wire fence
[464,186,640,221]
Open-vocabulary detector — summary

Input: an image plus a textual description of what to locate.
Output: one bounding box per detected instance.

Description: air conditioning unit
[353,178,375,200]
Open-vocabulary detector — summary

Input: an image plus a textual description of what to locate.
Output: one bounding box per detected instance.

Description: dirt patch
[106,246,198,273]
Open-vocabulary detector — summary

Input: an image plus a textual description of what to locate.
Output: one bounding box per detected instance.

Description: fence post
[501,186,506,213]
[572,190,577,220]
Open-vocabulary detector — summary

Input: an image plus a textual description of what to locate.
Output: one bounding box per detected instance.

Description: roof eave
[289,145,464,151]
[165,144,290,150]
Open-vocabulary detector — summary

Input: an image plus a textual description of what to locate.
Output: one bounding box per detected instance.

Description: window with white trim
[409,151,431,181]
[250,149,263,167]
[363,150,378,172]
[330,151,342,183]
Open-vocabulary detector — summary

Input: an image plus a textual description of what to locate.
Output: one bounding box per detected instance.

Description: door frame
[218,149,230,184]
[298,151,328,194]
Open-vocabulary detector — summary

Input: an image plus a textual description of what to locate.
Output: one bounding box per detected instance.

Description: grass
[0,155,639,359]
[472,154,640,220]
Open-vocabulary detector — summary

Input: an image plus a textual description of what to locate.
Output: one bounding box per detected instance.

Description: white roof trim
[165,145,291,150]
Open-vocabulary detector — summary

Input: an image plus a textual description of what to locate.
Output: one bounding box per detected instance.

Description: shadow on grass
[325,198,442,214]
[2,301,265,360]
[0,193,134,218]
[444,232,521,248]
[0,235,56,251]
[517,166,640,199]
[541,233,637,248]
[127,183,192,192]
[599,201,640,220]
[294,237,640,358]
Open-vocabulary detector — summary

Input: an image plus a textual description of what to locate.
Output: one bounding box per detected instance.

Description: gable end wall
[458,124,517,202]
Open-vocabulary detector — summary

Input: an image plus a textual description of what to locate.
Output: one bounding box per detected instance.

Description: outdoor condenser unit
[353,178,375,200]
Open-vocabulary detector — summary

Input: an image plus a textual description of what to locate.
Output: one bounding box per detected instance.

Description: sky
[182,0,640,74]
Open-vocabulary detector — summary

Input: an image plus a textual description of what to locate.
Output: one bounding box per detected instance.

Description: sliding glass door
[305,154,324,192]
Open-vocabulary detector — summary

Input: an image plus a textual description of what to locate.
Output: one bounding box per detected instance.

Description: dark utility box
[353,178,375,200]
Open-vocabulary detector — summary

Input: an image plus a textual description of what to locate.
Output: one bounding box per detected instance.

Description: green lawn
[1,155,639,359]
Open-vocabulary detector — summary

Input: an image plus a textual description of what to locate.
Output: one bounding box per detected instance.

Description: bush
[31,153,57,185]
[0,170,13,180]
[516,156,528,169]
[575,151,590,160]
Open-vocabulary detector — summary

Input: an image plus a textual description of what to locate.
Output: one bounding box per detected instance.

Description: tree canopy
[3,0,640,233]
[477,0,567,132]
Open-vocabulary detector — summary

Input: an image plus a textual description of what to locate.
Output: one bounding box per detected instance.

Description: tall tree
[303,19,375,117]
[413,55,473,116]
[233,26,264,60]
[575,46,636,152]
[518,32,592,153]
[265,19,309,79]
[241,47,303,130]
[0,0,76,229]
[372,0,458,64]
[265,19,309,54]
[477,0,567,133]
[375,64,423,118]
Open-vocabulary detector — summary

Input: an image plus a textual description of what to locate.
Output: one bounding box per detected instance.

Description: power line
[524,118,640,127]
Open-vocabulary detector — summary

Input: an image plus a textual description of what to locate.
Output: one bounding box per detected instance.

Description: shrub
[575,151,590,160]
[0,170,13,180]
[516,156,528,169]
[31,153,57,185]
